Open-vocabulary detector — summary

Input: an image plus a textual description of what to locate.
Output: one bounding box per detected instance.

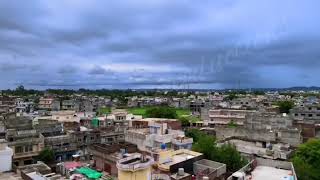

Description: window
[25,145,33,152]
[15,146,23,153]
[309,107,312,110]
[308,114,313,117]
[24,160,33,165]
[301,114,306,116]
[295,114,298,116]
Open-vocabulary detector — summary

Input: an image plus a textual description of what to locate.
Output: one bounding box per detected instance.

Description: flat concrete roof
[0,172,22,180]
[251,166,293,180]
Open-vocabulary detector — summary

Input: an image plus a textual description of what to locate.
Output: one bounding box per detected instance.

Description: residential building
[193,159,226,180]
[17,161,61,180]
[204,109,255,127]
[44,133,77,162]
[61,99,80,111]
[88,142,138,175]
[38,97,60,111]
[3,116,44,166]
[171,136,193,150]
[0,139,13,172]
[290,103,320,141]
[157,149,203,174]
[0,96,16,115]
[117,153,154,180]
[228,157,297,180]
[125,121,186,153]
[100,126,126,144]
[15,98,34,113]
[189,100,205,115]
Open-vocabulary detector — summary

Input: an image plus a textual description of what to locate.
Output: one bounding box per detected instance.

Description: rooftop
[117,153,154,171]
[158,149,203,171]
[18,161,51,175]
[250,166,293,180]
[0,172,22,180]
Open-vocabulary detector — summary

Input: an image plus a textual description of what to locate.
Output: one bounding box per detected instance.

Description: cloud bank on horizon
[0,0,319,89]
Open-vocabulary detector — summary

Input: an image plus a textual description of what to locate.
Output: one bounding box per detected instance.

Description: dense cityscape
[1,1,319,180]
[0,86,319,180]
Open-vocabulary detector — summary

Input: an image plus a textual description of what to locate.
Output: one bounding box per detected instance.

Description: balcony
[14,151,40,159]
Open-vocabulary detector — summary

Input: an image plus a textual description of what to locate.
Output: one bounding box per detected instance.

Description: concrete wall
[278,129,302,147]
[215,127,276,142]
[94,158,118,176]
[216,127,301,147]
[0,146,13,172]
[118,167,152,180]
[256,157,293,170]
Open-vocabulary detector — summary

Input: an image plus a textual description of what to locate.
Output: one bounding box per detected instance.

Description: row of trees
[145,106,178,119]
[186,129,248,173]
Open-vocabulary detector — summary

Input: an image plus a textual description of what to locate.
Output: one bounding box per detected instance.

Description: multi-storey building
[15,98,34,113]
[189,100,205,115]
[3,115,43,165]
[290,103,320,141]
[125,121,189,153]
[6,128,44,166]
[204,109,255,127]
[88,143,138,176]
[38,97,60,111]
[61,99,80,111]
[117,153,154,180]
[0,96,16,115]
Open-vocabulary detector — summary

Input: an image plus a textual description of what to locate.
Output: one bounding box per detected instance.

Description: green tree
[213,143,248,172]
[179,117,190,127]
[224,93,238,101]
[192,134,217,158]
[185,129,205,142]
[145,107,177,119]
[292,139,320,180]
[38,148,55,164]
[186,129,247,173]
[277,100,294,113]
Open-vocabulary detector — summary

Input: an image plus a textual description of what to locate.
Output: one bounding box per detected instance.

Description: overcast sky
[0,0,319,89]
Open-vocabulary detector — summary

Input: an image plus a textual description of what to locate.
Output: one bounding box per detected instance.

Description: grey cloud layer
[0,0,319,89]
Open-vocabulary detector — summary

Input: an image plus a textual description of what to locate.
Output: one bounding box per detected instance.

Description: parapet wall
[215,127,301,146]
[215,127,276,142]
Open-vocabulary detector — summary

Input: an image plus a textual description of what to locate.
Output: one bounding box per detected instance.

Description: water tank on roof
[161,143,166,150]
[178,168,184,176]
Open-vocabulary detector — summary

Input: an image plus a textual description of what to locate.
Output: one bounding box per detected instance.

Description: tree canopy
[178,117,190,127]
[277,100,295,113]
[38,148,55,164]
[186,129,248,173]
[145,106,178,119]
[292,139,320,180]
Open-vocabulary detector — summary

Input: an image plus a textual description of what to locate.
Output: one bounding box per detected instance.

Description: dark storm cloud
[57,65,78,74]
[88,65,114,75]
[0,0,319,89]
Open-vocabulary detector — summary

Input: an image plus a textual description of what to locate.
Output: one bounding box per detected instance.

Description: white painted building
[0,139,13,172]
